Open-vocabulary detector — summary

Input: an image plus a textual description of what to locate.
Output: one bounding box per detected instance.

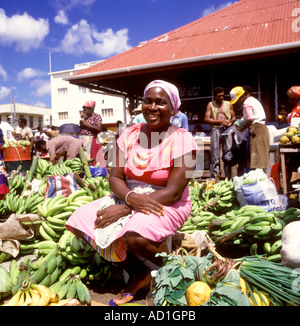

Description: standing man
[79,100,106,167]
[204,87,236,178]
[13,117,34,151]
[170,109,189,130]
[230,86,270,171]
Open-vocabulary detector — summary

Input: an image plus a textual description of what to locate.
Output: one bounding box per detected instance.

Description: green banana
[76,279,91,305]
[9,260,19,286]
[263,242,272,255]
[40,274,52,287]
[256,226,272,237]
[47,203,68,217]
[266,254,282,262]
[0,265,12,293]
[46,215,66,226]
[30,261,48,284]
[30,247,58,270]
[39,223,55,241]
[49,267,61,286]
[41,221,59,239]
[270,239,282,255]
[66,280,77,299]
[67,189,88,204]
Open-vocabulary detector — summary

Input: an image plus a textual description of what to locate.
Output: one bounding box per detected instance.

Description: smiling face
[142,86,173,131]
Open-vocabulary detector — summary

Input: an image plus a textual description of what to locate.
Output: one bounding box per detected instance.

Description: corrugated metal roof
[70,0,300,79]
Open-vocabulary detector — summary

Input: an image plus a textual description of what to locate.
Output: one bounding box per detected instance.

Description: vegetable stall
[0,152,300,306]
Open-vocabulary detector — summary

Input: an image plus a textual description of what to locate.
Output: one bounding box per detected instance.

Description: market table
[279,143,300,194]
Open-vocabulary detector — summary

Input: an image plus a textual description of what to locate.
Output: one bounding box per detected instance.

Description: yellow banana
[28,288,41,306]
[4,289,23,306]
[32,284,52,306]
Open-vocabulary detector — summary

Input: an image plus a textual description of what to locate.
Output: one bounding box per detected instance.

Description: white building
[0,103,51,129]
[49,61,129,128]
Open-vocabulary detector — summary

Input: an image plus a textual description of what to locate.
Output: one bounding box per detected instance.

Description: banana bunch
[49,275,91,305]
[36,158,51,178]
[84,176,112,199]
[65,157,83,174]
[58,230,96,265]
[8,173,25,194]
[47,162,73,176]
[189,183,205,216]
[23,192,44,214]
[281,207,300,224]
[180,211,218,233]
[202,180,238,213]
[3,190,27,214]
[3,279,59,306]
[36,195,70,240]
[212,205,285,259]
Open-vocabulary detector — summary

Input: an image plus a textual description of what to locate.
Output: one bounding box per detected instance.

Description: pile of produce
[182,179,300,262]
[280,126,300,144]
[0,156,114,306]
[153,249,300,306]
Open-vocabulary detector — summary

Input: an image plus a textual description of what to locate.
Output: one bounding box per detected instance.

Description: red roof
[70,0,300,80]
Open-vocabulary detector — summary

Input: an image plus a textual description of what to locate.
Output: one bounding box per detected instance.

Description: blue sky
[0,0,235,108]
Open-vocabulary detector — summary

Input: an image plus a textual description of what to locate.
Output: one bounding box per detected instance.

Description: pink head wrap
[83,100,96,109]
[143,80,181,111]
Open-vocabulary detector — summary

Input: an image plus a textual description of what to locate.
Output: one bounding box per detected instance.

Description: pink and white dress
[65,124,198,262]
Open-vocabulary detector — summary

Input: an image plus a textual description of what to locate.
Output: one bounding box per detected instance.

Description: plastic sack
[45,173,79,198]
[241,178,283,212]
[281,221,300,269]
[89,166,108,178]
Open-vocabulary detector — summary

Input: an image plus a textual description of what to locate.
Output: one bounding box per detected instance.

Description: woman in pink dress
[66,80,198,305]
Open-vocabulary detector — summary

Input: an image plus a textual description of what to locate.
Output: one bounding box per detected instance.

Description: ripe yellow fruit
[280,136,290,144]
[239,278,248,294]
[259,292,270,306]
[249,292,269,306]
[185,281,211,306]
[287,126,298,135]
[249,293,261,306]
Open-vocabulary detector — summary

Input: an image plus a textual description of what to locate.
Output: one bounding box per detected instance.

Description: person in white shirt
[0,116,15,142]
[230,86,270,171]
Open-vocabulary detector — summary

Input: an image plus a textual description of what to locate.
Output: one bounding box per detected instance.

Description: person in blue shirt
[170,109,189,130]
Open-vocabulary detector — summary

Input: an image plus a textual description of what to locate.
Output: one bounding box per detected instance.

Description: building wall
[50,66,129,127]
[0,103,51,129]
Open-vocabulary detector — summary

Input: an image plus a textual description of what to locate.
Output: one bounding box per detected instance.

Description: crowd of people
[0,80,299,306]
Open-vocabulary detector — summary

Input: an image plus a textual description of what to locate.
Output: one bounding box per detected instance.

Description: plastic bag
[89,166,108,178]
[45,173,79,198]
[281,221,300,269]
[241,178,283,212]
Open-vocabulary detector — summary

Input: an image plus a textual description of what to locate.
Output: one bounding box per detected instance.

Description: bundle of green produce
[153,249,202,306]
[202,268,252,306]
[180,211,218,233]
[198,180,239,214]
[238,256,300,306]
[212,205,300,261]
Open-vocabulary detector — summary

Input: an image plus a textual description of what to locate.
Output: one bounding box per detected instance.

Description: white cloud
[202,2,235,17]
[57,19,131,58]
[34,101,47,108]
[17,67,46,82]
[0,65,7,81]
[54,10,69,25]
[0,12,49,52]
[29,79,51,97]
[54,0,96,11]
[0,86,10,100]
